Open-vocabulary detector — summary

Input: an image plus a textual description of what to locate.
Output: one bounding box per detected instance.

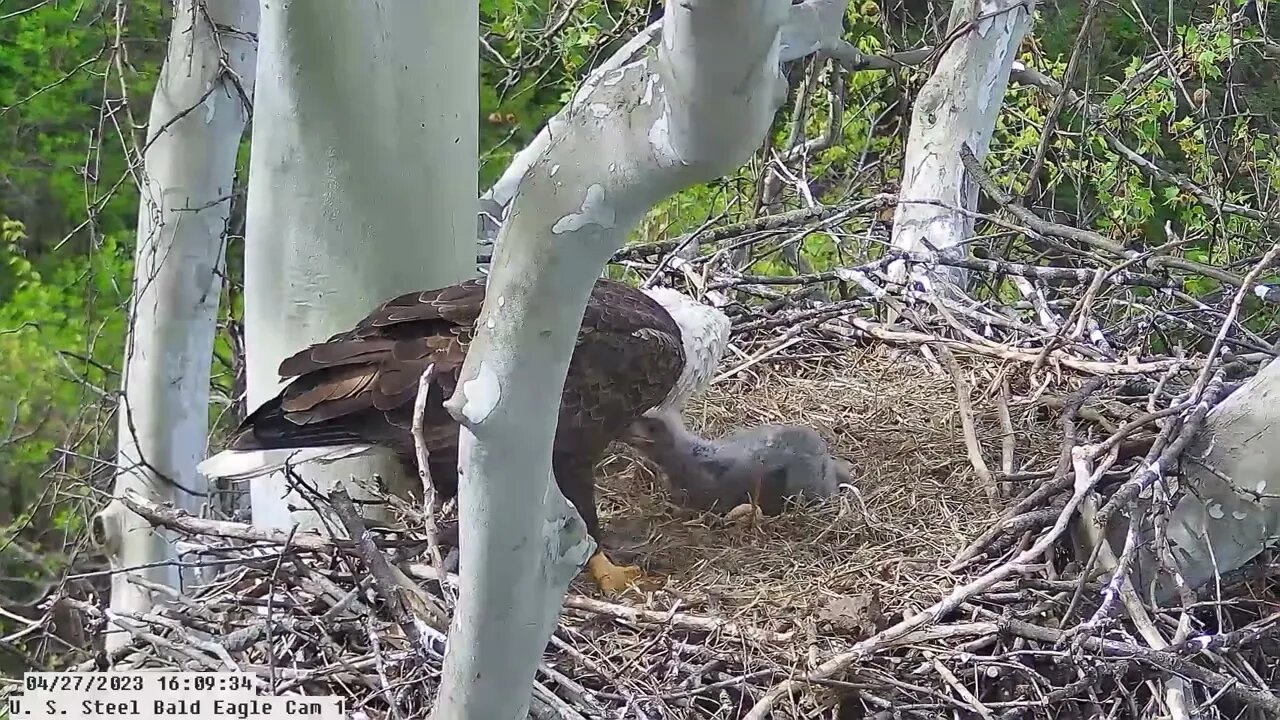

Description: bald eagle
[198,277,731,593]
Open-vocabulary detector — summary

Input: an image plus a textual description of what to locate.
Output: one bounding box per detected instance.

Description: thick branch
[888,0,1036,288]
[241,0,475,529]
[478,0,854,247]
[1146,341,1280,599]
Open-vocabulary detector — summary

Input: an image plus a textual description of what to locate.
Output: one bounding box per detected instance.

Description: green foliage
[0,1,164,252]
[0,217,130,484]
[976,6,1278,334]
[0,3,155,560]
[478,0,652,187]
[0,215,130,632]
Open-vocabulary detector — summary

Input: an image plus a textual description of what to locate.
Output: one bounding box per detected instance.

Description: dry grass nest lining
[585,343,1062,630]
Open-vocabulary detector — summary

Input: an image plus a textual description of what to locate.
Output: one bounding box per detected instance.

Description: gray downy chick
[623,408,851,515]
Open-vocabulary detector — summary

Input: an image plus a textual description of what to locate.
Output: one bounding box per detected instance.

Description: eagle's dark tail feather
[198,396,377,481]
[228,395,371,451]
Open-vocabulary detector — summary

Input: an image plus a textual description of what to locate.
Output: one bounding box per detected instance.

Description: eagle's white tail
[197,444,376,481]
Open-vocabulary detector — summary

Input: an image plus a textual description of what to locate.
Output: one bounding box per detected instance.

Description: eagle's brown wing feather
[229,281,486,455]
[558,281,683,438]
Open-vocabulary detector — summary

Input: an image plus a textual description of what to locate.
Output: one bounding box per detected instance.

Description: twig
[716,252,1174,291]
[934,345,996,497]
[329,485,444,655]
[959,143,1269,295]
[829,315,1241,376]
[1184,240,1280,404]
[410,363,451,606]
[119,492,338,551]
[743,445,1115,718]
[367,616,407,720]
[1088,401,1191,459]
[1003,618,1280,715]
[1096,370,1228,524]
[560,595,794,645]
[928,652,995,719]
[948,377,1106,571]
[997,376,1016,495]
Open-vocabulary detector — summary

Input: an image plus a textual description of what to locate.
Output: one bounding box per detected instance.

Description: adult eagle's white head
[639,286,731,415]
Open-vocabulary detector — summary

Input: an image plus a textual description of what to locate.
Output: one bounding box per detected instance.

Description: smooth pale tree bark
[476,22,659,247]
[433,2,851,717]
[1135,360,1280,598]
[241,1,475,530]
[90,0,257,653]
[888,0,1035,288]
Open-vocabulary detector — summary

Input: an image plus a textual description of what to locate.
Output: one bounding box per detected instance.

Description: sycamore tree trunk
[90,0,257,652]
[433,2,849,717]
[242,1,475,530]
[888,0,1035,288]
[1136,360,1280,598]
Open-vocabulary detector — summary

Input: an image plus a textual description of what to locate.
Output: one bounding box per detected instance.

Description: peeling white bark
[1140,359,1280,598]
[242,0,475,530]
[477,22,660,246]
[90,0,257,653]
[432,2,797,717]
[477,0,851,250]
[889,0,1035,287]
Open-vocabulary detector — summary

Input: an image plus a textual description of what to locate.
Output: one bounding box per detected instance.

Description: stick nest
[32,332,1280,720]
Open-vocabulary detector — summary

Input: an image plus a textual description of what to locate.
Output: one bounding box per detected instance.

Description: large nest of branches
[28,230,1280,718]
